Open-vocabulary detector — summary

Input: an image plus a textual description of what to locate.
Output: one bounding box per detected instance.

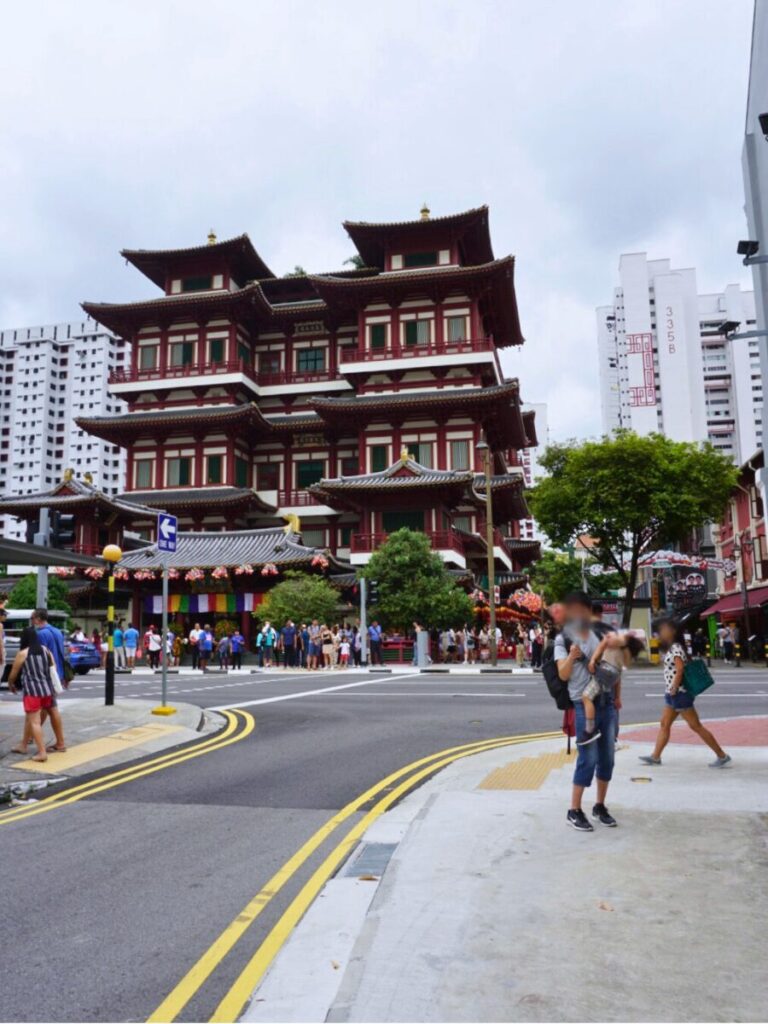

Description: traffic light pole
[34,508,51,609]
[482,446,498,667]
[359,577,368,665]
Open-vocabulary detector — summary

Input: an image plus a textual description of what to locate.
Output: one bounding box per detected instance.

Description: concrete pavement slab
[246,718,768,1023]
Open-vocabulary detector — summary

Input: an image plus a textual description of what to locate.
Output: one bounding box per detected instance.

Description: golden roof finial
[63,467,74,482]
[207,228,217,245]
[83,471,93,485]
[420,202,430,221]
[400,445,410,462]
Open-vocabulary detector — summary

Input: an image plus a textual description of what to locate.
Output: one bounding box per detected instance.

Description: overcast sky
[0,0,756,439]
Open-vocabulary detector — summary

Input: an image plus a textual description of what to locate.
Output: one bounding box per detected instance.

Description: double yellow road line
[150,727,561,1024]
[0,709,254,826]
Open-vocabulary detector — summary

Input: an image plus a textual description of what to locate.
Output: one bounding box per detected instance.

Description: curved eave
[121,488,276,515]
[76,404,272,446]
[81,282,271,336]
[342,206,493,268]
[121,234,274,289]
[523,409,538,447]
[0,492,158,521]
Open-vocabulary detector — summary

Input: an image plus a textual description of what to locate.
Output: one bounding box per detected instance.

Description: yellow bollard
[649,637,660,665]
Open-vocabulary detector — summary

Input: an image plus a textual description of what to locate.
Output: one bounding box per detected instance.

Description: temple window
[257,463,280,490]
[296,460,324,489]
[446,315,468,342]
[206,454,223,484]
[408,442,433,467]
[135,459,153,488]
[403,320,430,347]
[167,456,191,487]
[369,323,387,350]
[302,527,326,548]
[369,444,388,472]
[259,352,281,375]
[208,337,226,364]
[450,439,470,470]
[402,251,438,269]
[235,456,250,488]
[340,455,359,476]
[181,274,213,293]
[169,341,195,367]
[339,526,352,547]
[382,510,424,533]
[139,345,158,370]
[238,342,251,364]
[296,348,326,373]
[453,515,472,533]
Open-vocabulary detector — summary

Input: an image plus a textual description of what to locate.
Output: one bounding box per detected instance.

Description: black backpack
[541,635,573,710]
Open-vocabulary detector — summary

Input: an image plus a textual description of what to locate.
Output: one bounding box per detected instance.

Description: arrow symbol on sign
[160,518,176,540]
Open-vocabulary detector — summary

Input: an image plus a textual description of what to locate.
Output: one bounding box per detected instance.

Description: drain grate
[341,842,398,878]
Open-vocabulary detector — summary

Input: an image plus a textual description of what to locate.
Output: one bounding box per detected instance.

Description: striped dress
[20,650,54,699]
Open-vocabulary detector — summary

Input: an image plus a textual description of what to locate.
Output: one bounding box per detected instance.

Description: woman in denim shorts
[639,617,730,768]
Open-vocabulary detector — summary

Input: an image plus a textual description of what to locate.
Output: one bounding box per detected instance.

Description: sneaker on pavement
[567,809,594,832]
[576,728,602,747]
[638,755,661,765]
[709,754,732,769]
[592,803,617,827]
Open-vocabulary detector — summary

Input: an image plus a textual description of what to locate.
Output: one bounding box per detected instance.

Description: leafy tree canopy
[528,549,623,604]
[343,254,367,270]
[528,431,737,624]
[283,265,307,278]
[361,529,473,632]
[6,572,72,614]
[258,571,340,627]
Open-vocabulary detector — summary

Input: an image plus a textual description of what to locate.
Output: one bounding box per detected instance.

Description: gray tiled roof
[311,458,473,494]
[119,527,348,570]
[310,382,519,413]
[0,478,162,519]
[121,487,275,513]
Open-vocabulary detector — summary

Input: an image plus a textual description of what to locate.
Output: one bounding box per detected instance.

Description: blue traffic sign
[157,513,178,553]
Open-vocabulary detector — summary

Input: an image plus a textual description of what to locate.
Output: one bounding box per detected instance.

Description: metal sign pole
[161,559,169,707]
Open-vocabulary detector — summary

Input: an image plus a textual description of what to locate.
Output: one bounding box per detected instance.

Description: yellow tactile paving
[14,722,183,773]
[478,749,576,790]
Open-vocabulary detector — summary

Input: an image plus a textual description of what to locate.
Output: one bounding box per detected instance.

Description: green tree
[361,529,473,631]
[283,265,307,278]
[6,572,72,614]
[528,550,586,604]
[258,571,340,626]
[343,254,367,270]
[528,431,737,625]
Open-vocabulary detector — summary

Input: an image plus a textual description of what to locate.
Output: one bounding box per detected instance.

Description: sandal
[46,744,67,752]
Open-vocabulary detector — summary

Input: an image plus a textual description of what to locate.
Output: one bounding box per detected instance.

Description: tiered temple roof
[0,476,162,522]
[343,206,494,268]
[121,234,274,287]
[119,526,344,571]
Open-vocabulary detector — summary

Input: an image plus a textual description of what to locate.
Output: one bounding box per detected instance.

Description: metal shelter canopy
[0,538,102,568]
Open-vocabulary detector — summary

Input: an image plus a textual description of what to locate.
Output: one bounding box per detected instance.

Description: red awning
[701,585,768,617]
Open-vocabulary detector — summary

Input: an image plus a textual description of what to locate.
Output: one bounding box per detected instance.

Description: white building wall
[520,402,548,541]
[597,252,761,460]
[742,0,768,488]
[0,319,129,542]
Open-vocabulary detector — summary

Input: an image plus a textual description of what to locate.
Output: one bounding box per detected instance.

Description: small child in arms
[578,631,645,747]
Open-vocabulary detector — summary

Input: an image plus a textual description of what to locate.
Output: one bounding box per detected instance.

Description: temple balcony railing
[109,358,259,386]
[109,361,342,388]
[351,530,466,555]
[277,489,324,507]
[339,337,494,365]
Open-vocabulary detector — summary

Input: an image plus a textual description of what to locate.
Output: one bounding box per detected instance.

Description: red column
[328,333,337,375]
[437,422,447,469]
[284,443,293,497]
[159,328,168,375]
[195,439,204,488]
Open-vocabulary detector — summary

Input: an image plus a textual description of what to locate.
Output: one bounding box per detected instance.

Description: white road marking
[644,692,767,698]
[210,673,423,710]
[320,691,527,698]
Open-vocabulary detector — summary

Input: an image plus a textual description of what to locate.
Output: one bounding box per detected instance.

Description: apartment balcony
[339,337,495,371]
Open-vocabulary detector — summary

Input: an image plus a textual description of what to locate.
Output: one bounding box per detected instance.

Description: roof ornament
[62,467,74,482]
[282,512,301,534]
[400,445,410,462]
[207,228,217,245]
[420,202,430,221]
[83,471,93,485]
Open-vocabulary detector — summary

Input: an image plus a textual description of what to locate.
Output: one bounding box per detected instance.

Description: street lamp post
[476,439,497,667]
[102,543,123,706]
[732,532,751,667]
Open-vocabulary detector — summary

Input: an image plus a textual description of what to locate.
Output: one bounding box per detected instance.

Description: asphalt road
[2,663,766,1023]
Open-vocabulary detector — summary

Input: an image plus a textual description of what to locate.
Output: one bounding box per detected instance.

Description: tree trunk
[621,540,640,628]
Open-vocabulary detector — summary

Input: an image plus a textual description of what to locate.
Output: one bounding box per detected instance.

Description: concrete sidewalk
[246,715,768,1023]
[0,697,217,796]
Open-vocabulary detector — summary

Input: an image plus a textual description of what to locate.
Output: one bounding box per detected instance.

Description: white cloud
[0,0,755,441]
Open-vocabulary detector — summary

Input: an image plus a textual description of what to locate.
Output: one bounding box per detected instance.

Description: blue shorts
[573,696,616,788]
[664,689,695,711]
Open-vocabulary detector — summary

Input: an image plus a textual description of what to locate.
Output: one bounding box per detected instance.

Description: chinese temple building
[0,205,540,629]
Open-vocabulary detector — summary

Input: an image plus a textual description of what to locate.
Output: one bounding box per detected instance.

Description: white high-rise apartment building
[597,252,761,461]
[520,402,548,541]
[0,318,129,541]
